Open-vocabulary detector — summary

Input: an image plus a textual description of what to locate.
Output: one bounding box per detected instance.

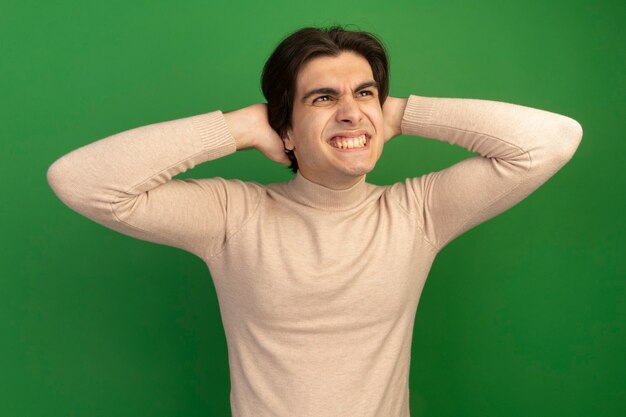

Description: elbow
[47,157,66,197]
[535,115,583,166]
[554,116,583,161]
[46,155,84,209]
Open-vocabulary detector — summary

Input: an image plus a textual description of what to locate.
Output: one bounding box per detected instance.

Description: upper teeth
[332,135,367,149]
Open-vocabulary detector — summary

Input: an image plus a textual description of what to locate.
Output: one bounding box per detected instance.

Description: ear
[283,129,295,151]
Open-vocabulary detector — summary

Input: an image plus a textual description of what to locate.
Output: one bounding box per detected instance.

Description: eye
[313,95,332,103]
[358,90,374,97]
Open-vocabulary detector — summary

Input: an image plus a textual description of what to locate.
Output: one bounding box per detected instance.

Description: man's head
[261,26,390,188]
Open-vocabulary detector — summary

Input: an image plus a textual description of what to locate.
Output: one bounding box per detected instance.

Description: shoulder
[189,177,266,197]
[382,174,437,212]
[183,177,268,223]
[381,175,439,234]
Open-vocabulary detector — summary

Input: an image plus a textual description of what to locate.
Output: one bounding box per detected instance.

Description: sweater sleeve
[46,110,259,259]
[396,95,583,252]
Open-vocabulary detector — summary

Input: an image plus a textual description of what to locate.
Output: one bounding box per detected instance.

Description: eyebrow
[301,81,379,102]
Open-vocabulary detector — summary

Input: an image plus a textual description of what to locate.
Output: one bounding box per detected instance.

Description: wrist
[223,108,256,150]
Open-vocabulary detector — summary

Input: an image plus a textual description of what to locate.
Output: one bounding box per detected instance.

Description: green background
[2,0,624,416]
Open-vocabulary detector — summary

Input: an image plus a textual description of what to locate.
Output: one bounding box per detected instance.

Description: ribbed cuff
[190,110,238,160]
[400,95,436,137]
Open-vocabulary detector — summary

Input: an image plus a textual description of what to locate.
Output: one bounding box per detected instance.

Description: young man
[47,26,583,417]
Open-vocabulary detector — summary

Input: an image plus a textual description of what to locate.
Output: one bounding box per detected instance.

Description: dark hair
[261,25,390,173]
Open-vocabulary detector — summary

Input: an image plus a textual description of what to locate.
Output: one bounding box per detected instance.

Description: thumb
[274,135,293,166]
[259,141,292,166]
[275,148,293,167]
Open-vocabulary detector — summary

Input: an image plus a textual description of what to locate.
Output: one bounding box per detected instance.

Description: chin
[341,163,375,177]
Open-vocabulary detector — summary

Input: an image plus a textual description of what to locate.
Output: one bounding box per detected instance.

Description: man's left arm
[383,95,583,252]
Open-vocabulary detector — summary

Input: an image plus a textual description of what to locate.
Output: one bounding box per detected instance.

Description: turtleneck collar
[284,171,369,211]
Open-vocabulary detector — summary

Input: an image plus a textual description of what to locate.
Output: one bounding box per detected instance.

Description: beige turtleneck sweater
[47,95,583,416]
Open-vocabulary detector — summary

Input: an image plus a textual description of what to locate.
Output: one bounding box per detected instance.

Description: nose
[335,96,363,124]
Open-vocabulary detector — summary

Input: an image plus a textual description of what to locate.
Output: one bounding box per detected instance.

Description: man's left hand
[382,96,408,143]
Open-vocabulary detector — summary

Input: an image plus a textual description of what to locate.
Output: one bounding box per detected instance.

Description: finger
[263,147,291,166]
[277,153,292,166]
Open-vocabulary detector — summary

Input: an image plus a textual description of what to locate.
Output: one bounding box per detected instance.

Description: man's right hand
[224,104,291,166]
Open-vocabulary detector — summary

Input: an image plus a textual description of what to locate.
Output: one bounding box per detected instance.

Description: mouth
[328,134,370,151]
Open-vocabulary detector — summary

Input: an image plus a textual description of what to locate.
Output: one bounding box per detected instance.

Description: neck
[285,171,369,211]
[298,171,364,190]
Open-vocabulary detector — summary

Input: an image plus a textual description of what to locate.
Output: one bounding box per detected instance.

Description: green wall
[2,0,624,416]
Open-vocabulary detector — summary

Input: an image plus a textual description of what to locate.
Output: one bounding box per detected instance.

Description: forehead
[295,51,374,94]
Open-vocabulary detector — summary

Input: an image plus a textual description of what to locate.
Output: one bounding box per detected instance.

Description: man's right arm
[47,104,288,259]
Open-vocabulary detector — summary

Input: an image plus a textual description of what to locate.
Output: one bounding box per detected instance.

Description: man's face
[284,51,385,189]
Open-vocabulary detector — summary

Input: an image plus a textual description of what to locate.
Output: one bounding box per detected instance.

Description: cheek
[363,105,383,123]
[299,120,325,145]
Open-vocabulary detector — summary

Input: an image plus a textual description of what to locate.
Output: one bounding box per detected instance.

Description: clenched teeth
[331,135,367,149]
